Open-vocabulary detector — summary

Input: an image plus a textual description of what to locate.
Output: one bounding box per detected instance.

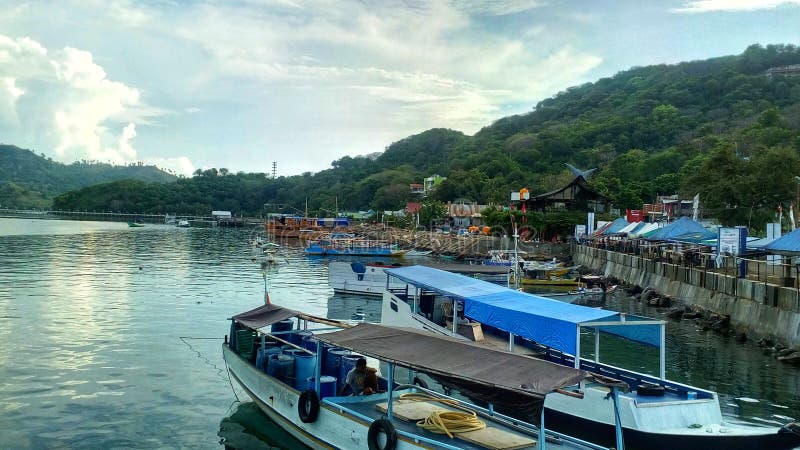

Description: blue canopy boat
[380,265,800,450]
[304,233,407,257]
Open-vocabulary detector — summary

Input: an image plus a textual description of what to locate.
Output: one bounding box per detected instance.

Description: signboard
[587,212,595,235]
[574,224,587,238]
[717,226,748,277]
[717,227,747,256]
[626,209,643,223]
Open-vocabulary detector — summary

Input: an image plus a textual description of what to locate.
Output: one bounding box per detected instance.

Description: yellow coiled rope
[399,393,486,438]
[416,410,487,438]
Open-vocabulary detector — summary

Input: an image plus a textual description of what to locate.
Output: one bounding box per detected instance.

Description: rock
[667,309,684,319]
[659,296,672,307]
[778,348,795,357]
[763,347,777,356]
[775,344,786,352]
[757,338,773,348]
[777,352,800,365]
[641,289,654,303]
[735,332,747,343]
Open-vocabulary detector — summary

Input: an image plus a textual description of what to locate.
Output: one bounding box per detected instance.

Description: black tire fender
[367,418,397,450]
[298,389,320,423]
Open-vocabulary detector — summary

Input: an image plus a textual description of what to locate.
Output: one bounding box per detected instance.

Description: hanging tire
[413,376,429,390]
[298,390,320,423]
[367,418,397,450]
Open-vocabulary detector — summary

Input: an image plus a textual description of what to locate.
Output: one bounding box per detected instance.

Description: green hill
[0,145,177,209]
[51,44,800,229]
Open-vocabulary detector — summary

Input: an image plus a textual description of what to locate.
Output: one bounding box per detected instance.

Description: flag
[791,203,796,231]
[692,193,700,221]
[778,204,784,225]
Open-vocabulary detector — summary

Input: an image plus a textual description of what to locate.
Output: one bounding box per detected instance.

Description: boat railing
[322,384,607,450]
[535,345,715,399]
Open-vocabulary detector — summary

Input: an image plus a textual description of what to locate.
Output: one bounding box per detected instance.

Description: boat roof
[317,323,587,397]
[385,265,663,356]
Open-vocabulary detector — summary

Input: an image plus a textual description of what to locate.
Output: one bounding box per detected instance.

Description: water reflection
[0,218,798,449]
[218,402,306,450]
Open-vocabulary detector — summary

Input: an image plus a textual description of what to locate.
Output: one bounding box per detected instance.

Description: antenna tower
[271,161,277,179]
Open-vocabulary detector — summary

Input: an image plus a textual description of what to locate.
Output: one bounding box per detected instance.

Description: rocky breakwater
[623,283,800,366]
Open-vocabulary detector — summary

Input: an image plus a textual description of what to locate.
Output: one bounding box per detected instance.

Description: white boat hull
[379,293,798,449]
[223,344,428,450]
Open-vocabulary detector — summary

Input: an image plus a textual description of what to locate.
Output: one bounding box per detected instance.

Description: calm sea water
[1,218,798,449]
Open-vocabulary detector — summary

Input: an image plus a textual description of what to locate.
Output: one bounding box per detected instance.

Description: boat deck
[326,391,598,450]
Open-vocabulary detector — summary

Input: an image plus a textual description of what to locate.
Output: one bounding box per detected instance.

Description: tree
[418,200,448,230]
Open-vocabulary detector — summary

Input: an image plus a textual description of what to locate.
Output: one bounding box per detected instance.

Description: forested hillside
[48,44,800,229]
[0,145,176,209]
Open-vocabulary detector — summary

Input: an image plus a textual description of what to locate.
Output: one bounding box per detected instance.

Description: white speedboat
[223,304,615,450]
[379,265,800,450]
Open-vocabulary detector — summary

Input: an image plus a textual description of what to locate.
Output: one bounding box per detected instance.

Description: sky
[0,1,799,177]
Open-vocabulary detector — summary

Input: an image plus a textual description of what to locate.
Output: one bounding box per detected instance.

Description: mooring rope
[399,392,486,438]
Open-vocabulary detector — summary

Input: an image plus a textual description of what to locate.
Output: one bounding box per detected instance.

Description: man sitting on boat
[340,357,378,396]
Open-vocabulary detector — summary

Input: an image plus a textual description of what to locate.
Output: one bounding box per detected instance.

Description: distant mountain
[52,44,800,230]
[0,145,177,209]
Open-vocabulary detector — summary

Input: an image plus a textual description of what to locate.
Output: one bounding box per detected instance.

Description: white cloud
[144,156,196,177]
[0,34,193,170]
[169,1,600,134]
[673,0,800,13]
[454,0,546,16]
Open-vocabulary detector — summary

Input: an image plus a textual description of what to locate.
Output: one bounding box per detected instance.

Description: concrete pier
[573,245,800,347]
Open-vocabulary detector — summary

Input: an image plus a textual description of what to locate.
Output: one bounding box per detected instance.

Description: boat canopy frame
[385,265,668,379]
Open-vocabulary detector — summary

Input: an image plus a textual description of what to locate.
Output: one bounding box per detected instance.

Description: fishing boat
[305,233,407,257]
[223,303,620,450]
[127,221,145,227]
[176,220,190,228]
[327,261,511,296]
[379,265,800,450]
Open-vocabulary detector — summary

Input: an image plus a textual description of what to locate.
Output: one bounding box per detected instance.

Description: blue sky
[0,0,798,176]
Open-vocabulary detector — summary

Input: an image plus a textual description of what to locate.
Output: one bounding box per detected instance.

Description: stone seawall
[573,245,800,347]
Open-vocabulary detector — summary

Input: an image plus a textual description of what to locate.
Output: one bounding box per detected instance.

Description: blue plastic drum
[324,349,351,379]
[276,354,295,384]
[293,354,316,390]
[266,353,282,378]
[292,330,313,346]
[271,319,294,333]
[307,376,337,398]
[256,345,282,372]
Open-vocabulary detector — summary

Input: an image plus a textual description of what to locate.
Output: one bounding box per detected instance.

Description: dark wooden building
[521,176,611,212]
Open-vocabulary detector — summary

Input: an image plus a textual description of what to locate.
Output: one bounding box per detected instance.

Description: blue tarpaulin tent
[385,266,663,357]
[765,228,800,255]
[643,216,709,241]
[597,217,629,235]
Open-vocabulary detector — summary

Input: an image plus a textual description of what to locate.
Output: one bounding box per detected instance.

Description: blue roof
[601,217,630,235]
[644,216,709,241]
[765,228,800,254]
[385,266,661,355]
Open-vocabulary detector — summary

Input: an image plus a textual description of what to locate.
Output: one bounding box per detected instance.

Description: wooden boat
[223,303,617,450]
[379,265,800,450]
[265,215,349,239]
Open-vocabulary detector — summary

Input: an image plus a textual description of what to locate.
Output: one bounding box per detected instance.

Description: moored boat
[127,221,145,227]
[223,303,616,450]
[305,233,407,257]
[379,265,800,450]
